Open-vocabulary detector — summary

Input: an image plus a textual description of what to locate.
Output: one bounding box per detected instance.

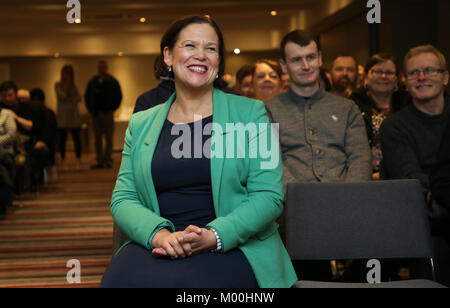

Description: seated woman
[350,53,409,180]
[251,59,282,101]
[101,15,297,288]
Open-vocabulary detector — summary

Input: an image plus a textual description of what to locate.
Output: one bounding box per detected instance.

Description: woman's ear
[163,46,172,67]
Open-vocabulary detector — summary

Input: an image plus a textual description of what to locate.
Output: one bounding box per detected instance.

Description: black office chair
[285,180,446,288]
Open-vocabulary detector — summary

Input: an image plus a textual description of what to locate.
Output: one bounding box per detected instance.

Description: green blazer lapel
[140,93,176,215]
[211,89,229,214]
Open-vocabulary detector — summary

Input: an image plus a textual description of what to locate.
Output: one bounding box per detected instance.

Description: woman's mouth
[188,65,208,74]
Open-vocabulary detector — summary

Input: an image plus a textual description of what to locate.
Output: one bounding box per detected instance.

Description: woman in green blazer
[101,16,297,288]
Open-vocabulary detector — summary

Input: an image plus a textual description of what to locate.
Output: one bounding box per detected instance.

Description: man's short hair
[1,80,18,93]
[332,55,358,70]
[280,30,320,60]
[404,45,447,72]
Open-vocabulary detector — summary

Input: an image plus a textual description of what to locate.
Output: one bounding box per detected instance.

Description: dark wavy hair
[159,15,226,87]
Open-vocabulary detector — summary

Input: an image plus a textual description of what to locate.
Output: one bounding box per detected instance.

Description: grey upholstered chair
[112,221,129,256]
[285,180,446,288]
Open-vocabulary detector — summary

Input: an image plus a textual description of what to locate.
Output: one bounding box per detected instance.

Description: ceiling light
[118,51,124,57]
[234,48,241,55]
[270,11,278,16]
[75,18,81,24]
[54,53,60,58]
[140,17,146,23]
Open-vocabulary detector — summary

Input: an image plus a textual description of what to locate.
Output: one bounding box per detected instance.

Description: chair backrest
[112,221,129,256]
[285,180,433,261]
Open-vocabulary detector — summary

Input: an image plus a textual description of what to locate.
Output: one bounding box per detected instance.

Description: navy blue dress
[101,115,258,288]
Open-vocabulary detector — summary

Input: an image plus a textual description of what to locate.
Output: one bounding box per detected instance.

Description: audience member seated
[232,65,253,97]
[30,88,58,183]
[0,104,17,221]
[0,81,47,192]
[265,30,372,186]
[251,59,282,101]
[380,44,450,286]
[264,29,371,282]
[350,53,410,180]
[330,55,358,98]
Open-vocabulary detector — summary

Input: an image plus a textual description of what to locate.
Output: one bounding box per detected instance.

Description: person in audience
[55,65,83,170]
[380,45,450,286]
[0,81,47,191]
[264,29,371,282]
[265,30,371,186]
[30,88,58,182]
[350,53,410,180]
[84,60,122,169]
[251,59,282,101]
[0,103,17,220]
[101,15,296,288]
[330,55,358,98]
[233,65,253,97]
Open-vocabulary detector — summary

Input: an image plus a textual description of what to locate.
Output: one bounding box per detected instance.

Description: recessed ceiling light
[140,17,146,23]
[234,48,241,55]
[270,11,278,16]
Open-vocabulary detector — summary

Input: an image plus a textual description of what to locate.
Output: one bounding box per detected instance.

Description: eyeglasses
[370,69,396,78]
[406,67,445,79]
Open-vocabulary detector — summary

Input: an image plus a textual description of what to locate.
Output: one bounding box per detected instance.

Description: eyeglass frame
[369,69,397,78]
[406,67,446,80]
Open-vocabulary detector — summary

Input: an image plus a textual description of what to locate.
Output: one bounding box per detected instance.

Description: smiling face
[406,52,449,103]
[252,62,281,101]
[366,60,398,96]
[163,23,220,90]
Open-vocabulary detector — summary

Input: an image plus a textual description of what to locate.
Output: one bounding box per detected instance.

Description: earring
[168,66,172,72]
[216,74,219,79]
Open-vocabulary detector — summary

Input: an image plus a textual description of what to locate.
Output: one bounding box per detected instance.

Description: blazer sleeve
[206,101,284,252]
[110,116,175,250]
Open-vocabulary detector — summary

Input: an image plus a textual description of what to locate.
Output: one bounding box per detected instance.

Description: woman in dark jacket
[350,53,409,180]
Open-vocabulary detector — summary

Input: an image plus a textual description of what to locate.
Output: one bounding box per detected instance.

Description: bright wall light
[234,48,241,55]
[270,11,278,16]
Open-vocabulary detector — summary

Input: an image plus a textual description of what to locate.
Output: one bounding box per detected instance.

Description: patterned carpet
[0,154,119,288]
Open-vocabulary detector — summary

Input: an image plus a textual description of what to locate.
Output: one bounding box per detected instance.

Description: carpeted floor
[0,153,119,288]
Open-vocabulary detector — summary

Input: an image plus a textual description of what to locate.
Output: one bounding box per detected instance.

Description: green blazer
[111,88,297,288]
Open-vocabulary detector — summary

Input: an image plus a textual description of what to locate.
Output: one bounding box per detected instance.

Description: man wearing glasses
[380,45,449,189]
[380,45,449,286]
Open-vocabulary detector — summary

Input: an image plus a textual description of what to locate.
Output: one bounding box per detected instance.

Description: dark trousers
[92,112,114,165]
[59,127,81,159]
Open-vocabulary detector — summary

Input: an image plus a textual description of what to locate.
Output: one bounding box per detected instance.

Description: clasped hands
[151,225,217,259]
